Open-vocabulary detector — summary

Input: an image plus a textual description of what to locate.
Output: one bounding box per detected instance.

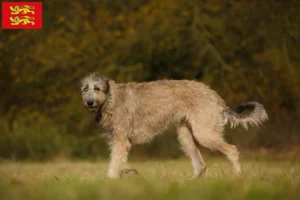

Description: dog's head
[80,73,110,112]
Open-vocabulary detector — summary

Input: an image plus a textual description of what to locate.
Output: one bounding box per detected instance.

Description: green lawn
[0,158,299,200]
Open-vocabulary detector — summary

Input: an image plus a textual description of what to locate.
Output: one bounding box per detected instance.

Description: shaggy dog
[80,73,268,179]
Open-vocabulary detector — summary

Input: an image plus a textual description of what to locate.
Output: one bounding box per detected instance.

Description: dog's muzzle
[85,99,99,110]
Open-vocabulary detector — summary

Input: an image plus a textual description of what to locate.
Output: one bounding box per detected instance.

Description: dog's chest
[98,113,114,134]
[129,122,171,144]
[128,132,156,144]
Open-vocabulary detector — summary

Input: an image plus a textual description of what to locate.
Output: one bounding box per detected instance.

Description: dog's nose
[87,100,94,106]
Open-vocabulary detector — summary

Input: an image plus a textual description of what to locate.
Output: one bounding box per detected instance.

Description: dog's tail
[223,102,268,130]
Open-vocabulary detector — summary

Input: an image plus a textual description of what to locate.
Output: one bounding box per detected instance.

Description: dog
[80,73,268,179]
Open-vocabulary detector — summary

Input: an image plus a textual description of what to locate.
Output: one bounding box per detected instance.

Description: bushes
[0,116,64,160]
[0,113,109,161]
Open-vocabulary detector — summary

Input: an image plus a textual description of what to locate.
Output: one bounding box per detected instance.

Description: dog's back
[112,79,227,144]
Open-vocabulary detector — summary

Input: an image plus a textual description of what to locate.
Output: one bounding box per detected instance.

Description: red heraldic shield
[2,2,42,29]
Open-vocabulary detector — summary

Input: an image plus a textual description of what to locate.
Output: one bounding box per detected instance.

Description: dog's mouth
[86,105,98,111]
[87,106,97,109]
[85,103,104,113]
[84,100,105,113]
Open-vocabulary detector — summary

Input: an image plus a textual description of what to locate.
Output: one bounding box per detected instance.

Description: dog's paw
[192,166,207,179]
[120,168,139,177]
[107,170,120,179]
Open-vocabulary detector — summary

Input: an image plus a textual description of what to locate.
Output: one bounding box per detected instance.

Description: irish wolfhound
[80,73,268,179]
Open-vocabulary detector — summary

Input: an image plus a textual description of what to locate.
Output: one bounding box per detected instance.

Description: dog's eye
[94,87,100,92]
[83,88,88,92]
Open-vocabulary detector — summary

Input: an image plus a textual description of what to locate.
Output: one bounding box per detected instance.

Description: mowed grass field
[0,158,299,200]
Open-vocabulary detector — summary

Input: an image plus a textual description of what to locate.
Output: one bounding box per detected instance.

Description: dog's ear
[101,76,110,94]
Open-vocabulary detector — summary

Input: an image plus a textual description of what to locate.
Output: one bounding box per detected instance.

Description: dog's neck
[95,81,114,123]
[95,108,102,123]
[95,98,107,123]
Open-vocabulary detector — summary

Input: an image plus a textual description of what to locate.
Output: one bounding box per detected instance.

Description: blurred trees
[0,0,299,160]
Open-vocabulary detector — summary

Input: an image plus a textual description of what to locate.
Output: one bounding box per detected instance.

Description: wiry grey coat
[80,73,268,178]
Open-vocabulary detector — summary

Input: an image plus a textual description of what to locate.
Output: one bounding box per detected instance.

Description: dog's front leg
[107,139,131,179]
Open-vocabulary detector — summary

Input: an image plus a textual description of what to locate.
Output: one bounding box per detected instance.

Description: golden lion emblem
[10,16,35,26]
[10,5,35,15]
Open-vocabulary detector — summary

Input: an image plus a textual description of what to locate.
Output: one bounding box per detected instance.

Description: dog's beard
[87,107,98,112]
[85,102,104,113]
[84,103,99,112]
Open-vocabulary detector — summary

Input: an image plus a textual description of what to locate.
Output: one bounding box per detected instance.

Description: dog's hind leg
[216,142,241,174]
[189,119,241,175]
[177,123,206,178]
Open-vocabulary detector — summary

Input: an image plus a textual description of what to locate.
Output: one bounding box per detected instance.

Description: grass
[0,158,299,200]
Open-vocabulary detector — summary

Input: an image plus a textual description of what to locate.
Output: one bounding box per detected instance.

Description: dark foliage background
[0,0,299,160]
